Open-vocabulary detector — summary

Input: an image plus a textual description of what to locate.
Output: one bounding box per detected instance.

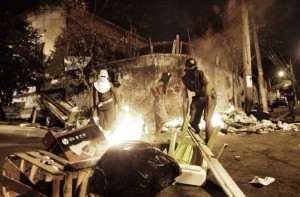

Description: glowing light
[226,102,235,113]
[212,113,225,128]
[199,119,206,130]
[278,71,284,77]
[164,118,183,128]
[105,105,144,146]
[198,113,225,130]
[164,112,226,133]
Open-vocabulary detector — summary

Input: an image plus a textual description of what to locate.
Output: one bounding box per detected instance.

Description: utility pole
[250,2,268,112]
[289,59,298,103]
[241,0,253,113]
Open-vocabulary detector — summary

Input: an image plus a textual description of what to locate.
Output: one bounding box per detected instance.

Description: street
[0,125,46,168]
[0,107,299,196]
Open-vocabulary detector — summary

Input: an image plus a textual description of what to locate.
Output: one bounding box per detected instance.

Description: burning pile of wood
[220,109,299,134]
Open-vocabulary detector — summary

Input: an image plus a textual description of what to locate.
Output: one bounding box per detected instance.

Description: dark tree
[0,12,45,105]
[55,2,116,80]
[49,1,119,110]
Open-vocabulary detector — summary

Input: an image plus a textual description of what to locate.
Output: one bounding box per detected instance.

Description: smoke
[252,0,276,25]
[190,0,244,68]
[189,0,300,66]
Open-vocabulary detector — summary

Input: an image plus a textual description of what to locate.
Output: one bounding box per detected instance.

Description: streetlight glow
[278,71,284,77]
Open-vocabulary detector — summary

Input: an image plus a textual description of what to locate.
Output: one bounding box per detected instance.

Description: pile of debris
[220,109,299,134]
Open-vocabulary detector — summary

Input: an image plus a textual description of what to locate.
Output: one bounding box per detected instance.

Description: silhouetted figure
[151,72,172,133]
[180,58,217,143]
[93,69,121,130]
[283,86,295,121]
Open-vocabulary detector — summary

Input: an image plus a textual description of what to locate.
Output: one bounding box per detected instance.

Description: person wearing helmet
[93,69,121,130]
[151,72,173,133]
[180,58,217,143]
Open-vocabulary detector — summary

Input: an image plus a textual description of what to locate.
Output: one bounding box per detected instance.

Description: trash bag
[249,110,270,121]
[88,141,181,197]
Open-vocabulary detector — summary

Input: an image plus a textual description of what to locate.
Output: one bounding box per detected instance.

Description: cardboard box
[42,119,106,162]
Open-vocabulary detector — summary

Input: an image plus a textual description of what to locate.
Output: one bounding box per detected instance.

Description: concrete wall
[106,54,237,123]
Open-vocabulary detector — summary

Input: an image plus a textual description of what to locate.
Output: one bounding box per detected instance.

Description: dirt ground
[158,130,300,197]
[0,106,300,196]
[158,106,300,196]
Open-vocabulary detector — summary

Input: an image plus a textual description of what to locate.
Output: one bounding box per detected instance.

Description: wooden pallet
[0,150,99,197]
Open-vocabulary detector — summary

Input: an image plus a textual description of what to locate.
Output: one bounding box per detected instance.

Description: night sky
[255,0,300,57]
[1,0,300,68]
[95,0,300,78]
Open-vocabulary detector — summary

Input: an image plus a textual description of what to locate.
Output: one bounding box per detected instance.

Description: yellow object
[168,130,177,157]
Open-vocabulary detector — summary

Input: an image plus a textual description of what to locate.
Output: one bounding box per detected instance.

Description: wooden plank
[172,40,176,54]
[45,174,63,182]
[2,159,34,188]
[75,171,86,190]
[28,165,38,182]
[2,170,9,197]
[44,101,69,123]
[39,150,69,166]
[63,172,73,197]
[175,35,180,54]
[174,143,194,164]
[52,178,60,197]
[0,175,47,197]
[168,130,177,157]
[207,126,221,150]
[187,128,246,197]
[41,93,70,116]
[57,100,73,113]
[31,107,37,124]
[179,115,190,145]
[182,144,193,163]
[27,152,65,171]
[19,159,25,173]
[13,153,62,175]
[64,157,100,170]
[77,170,92,197]
[216,144,228,161]
[66,110,78,123]
[174,144,187,161]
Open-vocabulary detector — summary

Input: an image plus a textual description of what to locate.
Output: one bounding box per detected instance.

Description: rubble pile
[220,109,299,134]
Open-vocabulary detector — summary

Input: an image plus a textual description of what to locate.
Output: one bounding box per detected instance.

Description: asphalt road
[0,106,299,196]
[0,125,46,167]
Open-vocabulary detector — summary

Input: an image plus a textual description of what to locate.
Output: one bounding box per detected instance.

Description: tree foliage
[0,12,45,105]
[53,2,117,81]
[65,2,115,63]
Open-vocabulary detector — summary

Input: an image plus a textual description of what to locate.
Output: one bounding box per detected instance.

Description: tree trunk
[250,3,269,112]
[241,0,253,113]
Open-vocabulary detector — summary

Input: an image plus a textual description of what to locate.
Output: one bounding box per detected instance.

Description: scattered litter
[220,109,299,134]
[249,176,275,186]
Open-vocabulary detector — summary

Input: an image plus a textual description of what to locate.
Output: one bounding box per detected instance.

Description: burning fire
[95,104,234,146]
[104,105,144,146]
[161,113,225,133]
[198,113,225,130]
